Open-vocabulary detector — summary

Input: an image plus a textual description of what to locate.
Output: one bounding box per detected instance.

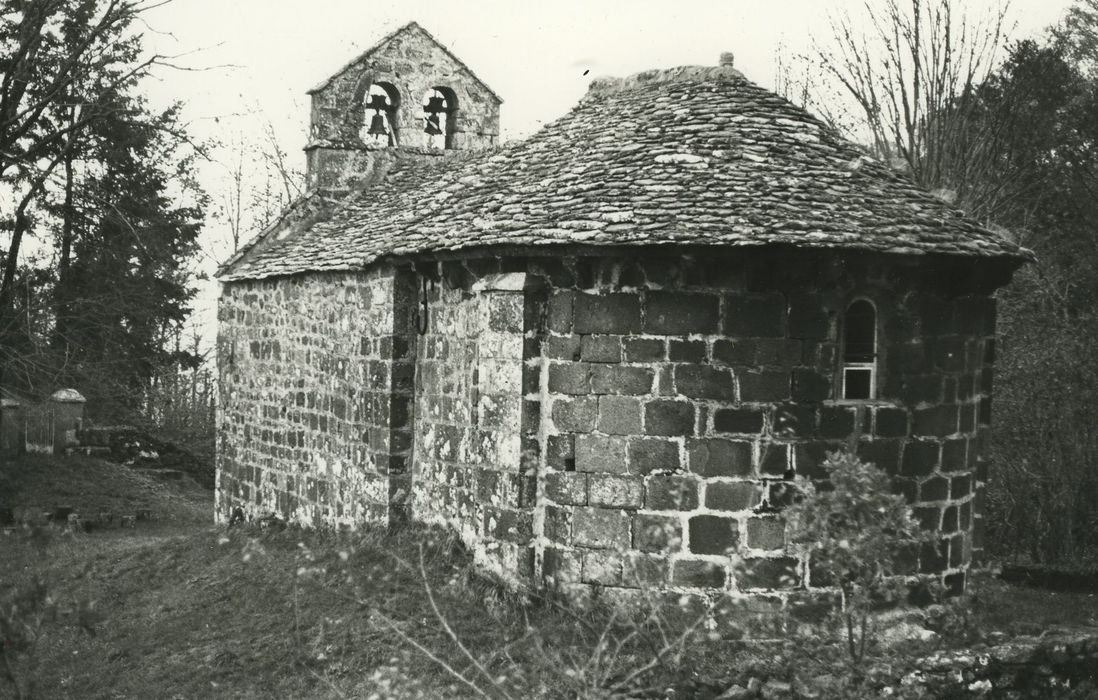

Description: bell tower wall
[304,23,501,196]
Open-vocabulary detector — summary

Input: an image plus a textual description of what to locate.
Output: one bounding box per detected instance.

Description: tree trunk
[0,209,31,392]
[55,149,76,352]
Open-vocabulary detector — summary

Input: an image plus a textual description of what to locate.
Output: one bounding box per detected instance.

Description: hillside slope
[0,453,211,525]
[2,456,1096,699]
[0,457,571,698]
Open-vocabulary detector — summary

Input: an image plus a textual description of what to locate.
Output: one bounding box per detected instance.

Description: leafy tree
[958,37,1097,270]
[1,264,54,383]
[1057,0,1098,73]
[3,1,142,339]
[55,95,205,418]
[0,0,190,400]
[978,24,1098,564]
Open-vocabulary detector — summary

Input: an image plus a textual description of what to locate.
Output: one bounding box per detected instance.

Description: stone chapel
[216,22,1032,600]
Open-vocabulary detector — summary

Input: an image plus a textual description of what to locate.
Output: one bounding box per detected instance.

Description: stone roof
[220,62,1033,282]
[217,189,333,278]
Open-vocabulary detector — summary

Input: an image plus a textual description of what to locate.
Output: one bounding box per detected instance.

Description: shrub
[783,451,938,670]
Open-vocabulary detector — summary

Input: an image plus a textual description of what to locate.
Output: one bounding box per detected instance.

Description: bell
[367,112,388,136]
[425,95,447,115]
[365,93,390,111]
[424,112,442,136]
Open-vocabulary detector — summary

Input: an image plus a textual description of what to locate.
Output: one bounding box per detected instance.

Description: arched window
[363,82,400,146]
[422,87,456,149]
[842,299,877,400]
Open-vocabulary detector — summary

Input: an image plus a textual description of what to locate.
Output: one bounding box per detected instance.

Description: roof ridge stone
[586,64,746,99]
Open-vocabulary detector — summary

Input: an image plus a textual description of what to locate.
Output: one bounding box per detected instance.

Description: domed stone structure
[217,24,1031,601]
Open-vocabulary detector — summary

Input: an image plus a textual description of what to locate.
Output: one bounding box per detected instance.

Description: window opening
[364,82,399,146]
[842,299,877,400]
[422,87,455,149]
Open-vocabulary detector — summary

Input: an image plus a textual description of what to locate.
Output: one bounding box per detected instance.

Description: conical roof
[220,62,1032,282]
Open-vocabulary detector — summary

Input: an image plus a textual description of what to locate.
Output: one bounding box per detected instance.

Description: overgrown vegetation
[2,455,1096,699]
[966,14,1098,567]
[783,453,938,671]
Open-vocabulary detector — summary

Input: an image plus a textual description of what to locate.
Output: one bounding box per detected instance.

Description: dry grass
[3,522,687,698]
[0,453,211,526]
[2,455,1097,698]
[0,456,701,698]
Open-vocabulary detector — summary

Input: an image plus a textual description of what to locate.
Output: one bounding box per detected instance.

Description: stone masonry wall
[411,267,535,584]
[216,247,1007,602]
[216,268,416,527]
[306,24,500,194]
[513,250,1000,601]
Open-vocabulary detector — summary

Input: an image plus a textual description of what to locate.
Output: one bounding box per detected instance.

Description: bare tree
[217,132,247,254]
[257,119,303,221]
[811,0,1011,206]
[210,118,303,261]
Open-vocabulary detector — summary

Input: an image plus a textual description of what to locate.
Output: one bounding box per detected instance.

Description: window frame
[839,297,878,401]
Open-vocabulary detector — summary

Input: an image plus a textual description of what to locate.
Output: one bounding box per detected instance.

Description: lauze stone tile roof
[220,63,1033,282]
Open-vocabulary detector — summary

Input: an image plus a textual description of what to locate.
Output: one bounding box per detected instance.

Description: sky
[133,0,1071,351]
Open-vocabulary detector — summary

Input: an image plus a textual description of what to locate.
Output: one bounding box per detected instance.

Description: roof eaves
[215,191,328,279]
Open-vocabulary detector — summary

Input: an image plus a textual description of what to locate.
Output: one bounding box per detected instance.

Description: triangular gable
[307,21,502,104]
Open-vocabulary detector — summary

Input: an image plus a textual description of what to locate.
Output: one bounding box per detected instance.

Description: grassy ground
[2,517,667,698]
[0,453,211,526]
[970,574,1098,633]
[2,455,687,699]
[2,455,1097,699]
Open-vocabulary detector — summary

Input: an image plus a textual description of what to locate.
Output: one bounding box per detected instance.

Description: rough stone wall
[411,267,535,583]
[216,268,416,527]
[306,24,500,194]
[515,250,1000,600]
[216,247,1008,601]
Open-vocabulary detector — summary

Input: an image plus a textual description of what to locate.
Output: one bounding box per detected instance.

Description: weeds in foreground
[219,453,955,698]
[0,525,101,700]
[228,525,730,699]
[8,513,1090,698]
[219,448,1087,699]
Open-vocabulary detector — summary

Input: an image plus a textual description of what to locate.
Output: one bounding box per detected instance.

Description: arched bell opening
[363,82,401,146]
[422,86,457,149]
